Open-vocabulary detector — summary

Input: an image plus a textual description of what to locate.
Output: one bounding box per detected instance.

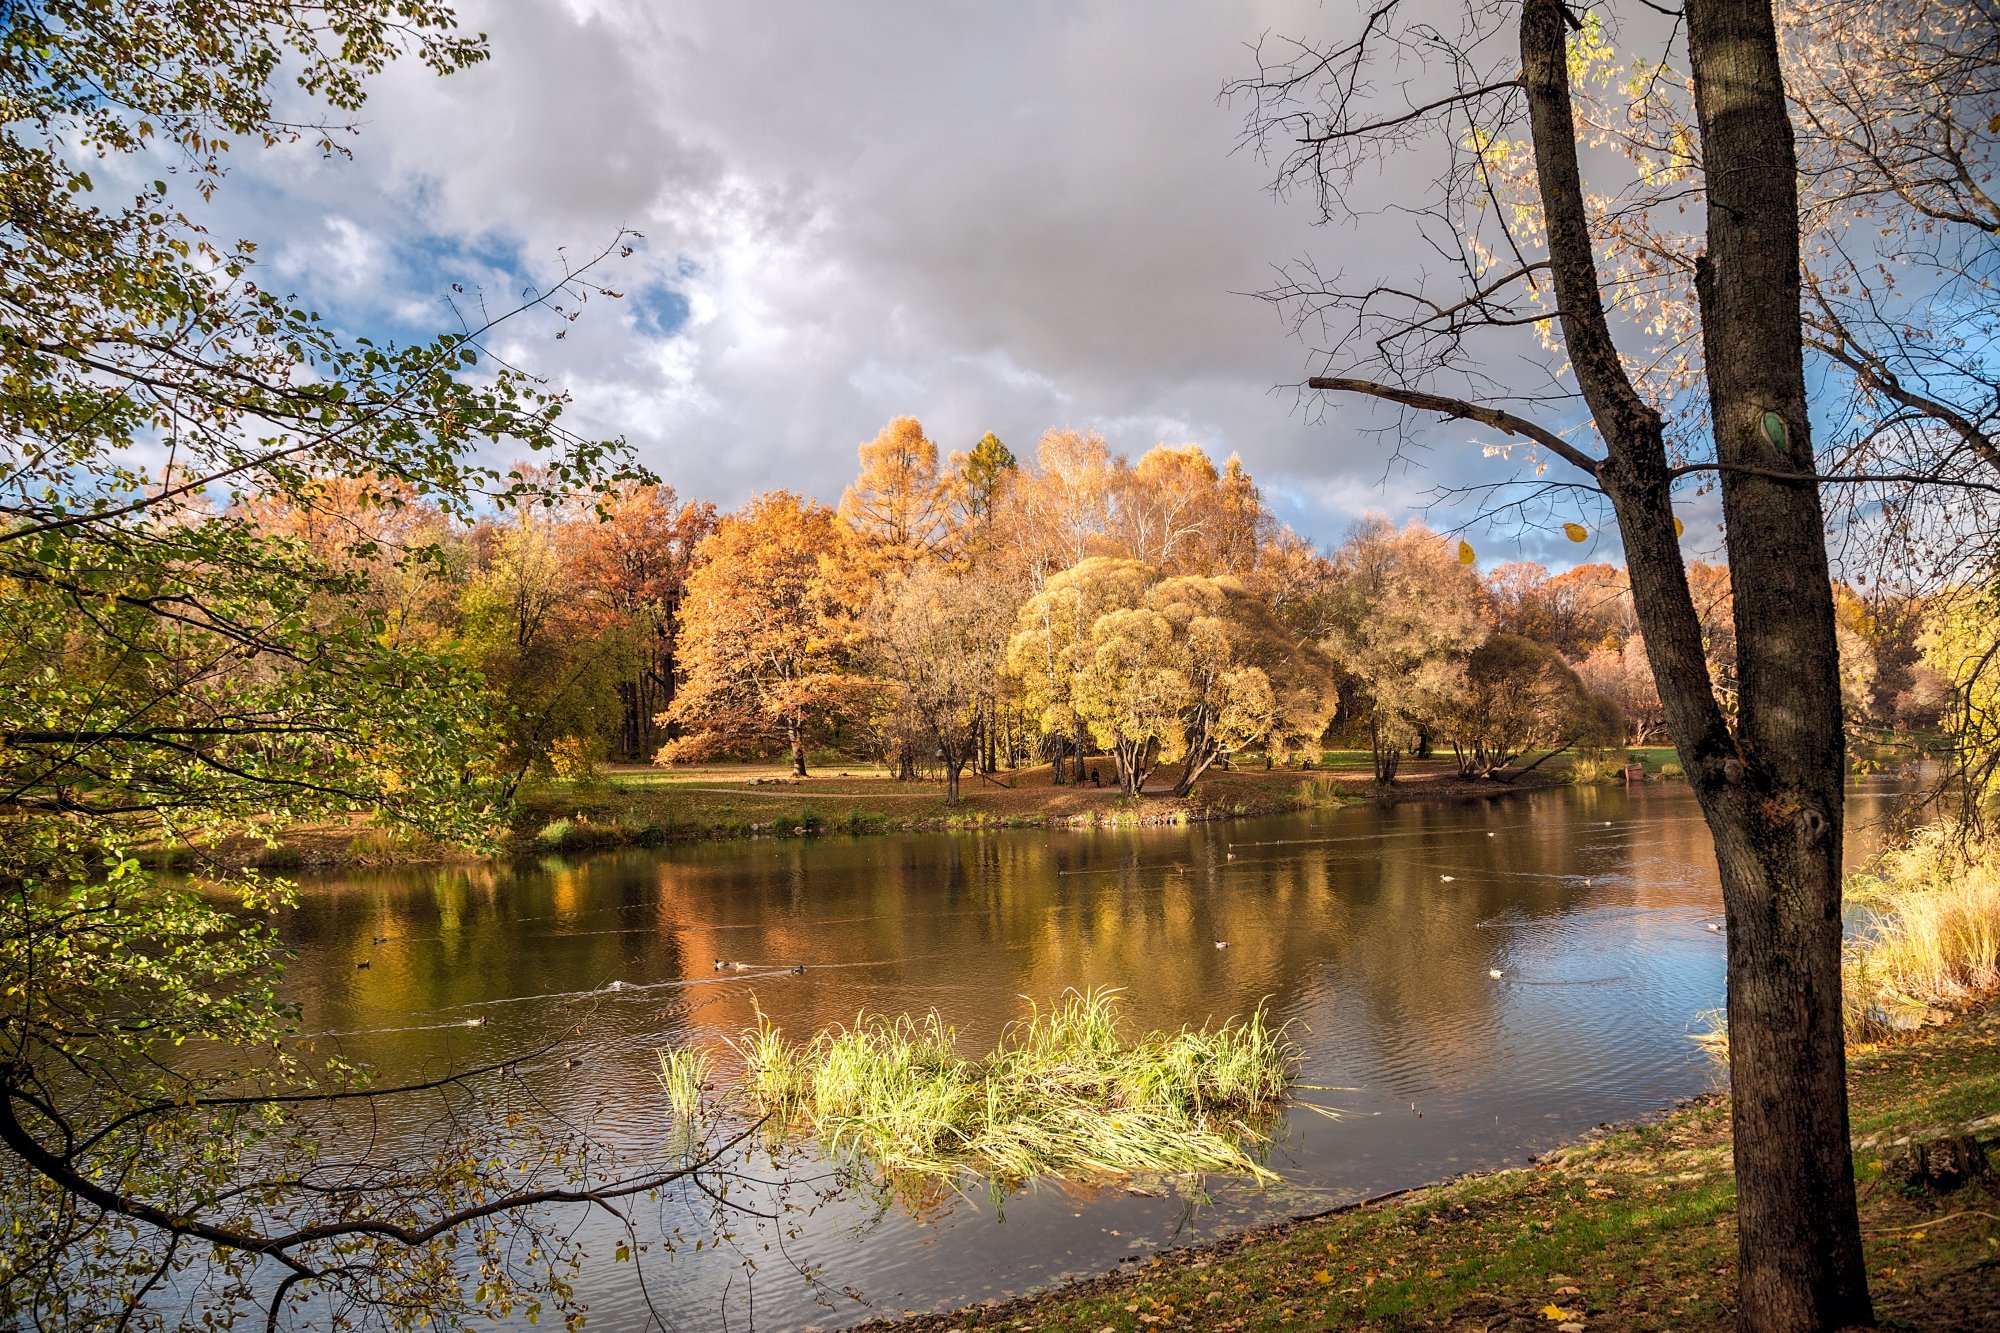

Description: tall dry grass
[1844,825,2000,1038]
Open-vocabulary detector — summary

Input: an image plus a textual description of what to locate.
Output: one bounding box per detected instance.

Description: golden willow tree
[1226,0,1994,1323]
[0,3,752,1329]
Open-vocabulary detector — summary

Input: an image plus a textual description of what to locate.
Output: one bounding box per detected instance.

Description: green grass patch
[676,989,1297,1204]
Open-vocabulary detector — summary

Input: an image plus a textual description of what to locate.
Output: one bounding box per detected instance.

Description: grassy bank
[863,996,2000,1331]
[147,747,1677,868]
[1847,826,2000,1038]
[508,753,1585,855]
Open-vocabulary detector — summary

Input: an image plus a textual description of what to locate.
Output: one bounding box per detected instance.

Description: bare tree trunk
[1519,2,1871,1325]
[1368,714,1399,784]
[788,721,808,778]
[1173,754,1216,797]
[945,756,962,806]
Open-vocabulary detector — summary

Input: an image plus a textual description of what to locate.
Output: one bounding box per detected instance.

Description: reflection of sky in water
[263,778,1912,1329]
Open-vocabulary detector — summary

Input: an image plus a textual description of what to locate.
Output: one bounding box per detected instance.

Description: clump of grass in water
[658,1046,712,1122]
[716,988,1295,1192]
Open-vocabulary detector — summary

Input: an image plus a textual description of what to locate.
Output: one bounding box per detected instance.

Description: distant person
[1091,767,1102,787]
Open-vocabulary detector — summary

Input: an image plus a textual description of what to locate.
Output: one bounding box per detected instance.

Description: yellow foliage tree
[840,416,947,568]
[1071,607,1189,795]
[1004,557,1155,783]
[1146,575,1339,794]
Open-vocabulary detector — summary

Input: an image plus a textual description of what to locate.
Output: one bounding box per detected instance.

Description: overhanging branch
[1307,375,1601,479]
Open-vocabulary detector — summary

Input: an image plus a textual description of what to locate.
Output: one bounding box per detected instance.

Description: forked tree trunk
[1368,715,1400,783]
[1517,1,1871,1325]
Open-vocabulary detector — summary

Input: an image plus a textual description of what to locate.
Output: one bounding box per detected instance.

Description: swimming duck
[1488,968,1504,980]
[1214,940,1229,949]
[713,959,728,971]
[465,1016,488,1027]
[354,960,370,969]
[791,964,806,975]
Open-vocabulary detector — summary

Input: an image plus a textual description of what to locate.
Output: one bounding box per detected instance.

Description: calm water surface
[276,779,1908,1330]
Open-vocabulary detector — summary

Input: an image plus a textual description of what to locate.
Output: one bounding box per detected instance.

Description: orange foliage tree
[659,491,872,776]
[564,483,717,758]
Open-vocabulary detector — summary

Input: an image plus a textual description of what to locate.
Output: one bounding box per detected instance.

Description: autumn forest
[283,415,1952,809]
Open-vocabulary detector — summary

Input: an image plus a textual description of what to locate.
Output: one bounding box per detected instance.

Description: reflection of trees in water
[274,790,1739,1167]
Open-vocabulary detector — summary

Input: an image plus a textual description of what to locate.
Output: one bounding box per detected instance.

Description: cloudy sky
[220,0,1618,559]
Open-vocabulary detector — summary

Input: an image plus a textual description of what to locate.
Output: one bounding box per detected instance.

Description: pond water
[273,778,1910,1330]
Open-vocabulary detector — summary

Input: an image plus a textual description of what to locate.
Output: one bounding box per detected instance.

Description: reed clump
[704,988,1295,1191]
[1845,824,2000,1038]
[1699,825,2000,1059]
[659,1046,712,1122]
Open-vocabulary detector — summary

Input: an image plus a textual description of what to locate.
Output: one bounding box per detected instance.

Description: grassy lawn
[507,753,1530,851]
[862,1001,2000,1332]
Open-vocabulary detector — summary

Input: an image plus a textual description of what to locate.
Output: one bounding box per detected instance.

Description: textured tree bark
[1519,1,1871,1326]
[1685,3,1870,1324]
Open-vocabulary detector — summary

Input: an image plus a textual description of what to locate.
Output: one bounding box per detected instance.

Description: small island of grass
[660,989,1298,1201]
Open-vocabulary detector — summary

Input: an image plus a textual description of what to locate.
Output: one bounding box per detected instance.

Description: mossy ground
[862,999,2000,1332]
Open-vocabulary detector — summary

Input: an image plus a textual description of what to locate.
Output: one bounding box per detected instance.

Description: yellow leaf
[1314,1269,1335,1285]
[1562,522,1588,543]
[1542,1304,1581,1321]
[1673,515,1684,536]
[1457,540,1476,565]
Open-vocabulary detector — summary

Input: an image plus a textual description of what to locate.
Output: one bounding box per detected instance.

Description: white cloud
[212,0,1589,546]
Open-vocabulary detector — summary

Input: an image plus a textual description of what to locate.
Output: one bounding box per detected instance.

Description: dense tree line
[229,417,1964,805]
